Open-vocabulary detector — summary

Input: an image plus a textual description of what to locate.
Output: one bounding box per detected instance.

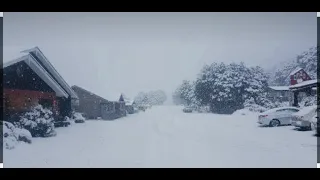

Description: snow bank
[232,109,259,116]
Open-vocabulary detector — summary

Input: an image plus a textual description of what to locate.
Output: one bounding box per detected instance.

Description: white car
[258,107,300,127]
[291,105,317,130]
[310,114,319,135]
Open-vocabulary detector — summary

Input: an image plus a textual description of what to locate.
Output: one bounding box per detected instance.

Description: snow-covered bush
[232,109,259,116]
[299,96,317,107]
[2,121,32,149]
[243,98,268,113]
[16,105,57,138]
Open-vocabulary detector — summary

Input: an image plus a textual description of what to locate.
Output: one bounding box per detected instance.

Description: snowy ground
[4,106,318,168]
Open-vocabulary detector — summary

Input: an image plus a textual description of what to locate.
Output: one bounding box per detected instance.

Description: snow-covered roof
[261,106,300,114]
[21,47,79,99]
[292,105,317,116]
[71,85,109,103]
[268,86,289,91]
[289,67,303,76]
[2,54,69,98]
[2,54,29,68]
[289,79,318,89]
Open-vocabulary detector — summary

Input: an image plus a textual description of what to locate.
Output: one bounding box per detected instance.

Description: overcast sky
[3,12,317,100]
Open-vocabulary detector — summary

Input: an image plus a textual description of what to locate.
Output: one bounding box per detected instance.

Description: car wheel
[269,119,280,127]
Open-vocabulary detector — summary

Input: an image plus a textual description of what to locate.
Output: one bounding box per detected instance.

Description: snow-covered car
[310,114,319,135]
[291,105,317,130]
[258,107,300,127]
[73,112,86,123]
[183,107,194,113]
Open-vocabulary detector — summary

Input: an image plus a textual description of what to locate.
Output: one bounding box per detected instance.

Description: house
[120,94,135,114]
[71,85,110,119]
[289,67,312,85]
[102,93,126,119]
[287,68,317,107]
[2,47,79,122]
[289,79,318,107]
[267,86,291,102]
[72,86,126,120]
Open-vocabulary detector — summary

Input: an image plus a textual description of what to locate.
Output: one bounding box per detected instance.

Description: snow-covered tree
[134,90,167,106]
[174,80,196,106]
[194,62,270,114]
[269,46,317,86]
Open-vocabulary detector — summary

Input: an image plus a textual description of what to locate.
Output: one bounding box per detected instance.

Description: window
[286,109,299,113]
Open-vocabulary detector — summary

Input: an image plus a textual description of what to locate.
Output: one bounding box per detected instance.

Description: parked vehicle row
[257,105,319,135]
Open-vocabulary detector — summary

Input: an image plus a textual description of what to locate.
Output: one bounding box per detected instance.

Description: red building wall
[3,89,57,114]
[290,69,311,85]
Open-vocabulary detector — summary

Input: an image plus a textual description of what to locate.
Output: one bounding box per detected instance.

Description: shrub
[16,105,57,137]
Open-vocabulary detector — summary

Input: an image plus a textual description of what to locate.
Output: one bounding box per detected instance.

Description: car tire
[269,119,280,127]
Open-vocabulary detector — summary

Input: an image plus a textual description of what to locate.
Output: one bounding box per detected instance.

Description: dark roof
[3,47,78,99]
[71,85,109,103]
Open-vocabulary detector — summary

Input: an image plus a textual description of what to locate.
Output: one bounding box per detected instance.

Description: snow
[3,121,32,150]
[4,106,317,168]
[293,105,317,116]
[268,86,289,91]
[289,79,318,89]
[261,106,299,114]
[289,67,303,76]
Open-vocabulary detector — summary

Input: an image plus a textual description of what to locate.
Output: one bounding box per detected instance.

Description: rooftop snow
[289,79,318,89]
[292,105,317,116]
[261,106,300,114]
[268,86,289,91]
[289,67,303,76]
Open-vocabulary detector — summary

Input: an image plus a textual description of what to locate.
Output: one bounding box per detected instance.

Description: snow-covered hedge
[2,121,32,150]
[15,105,57,138]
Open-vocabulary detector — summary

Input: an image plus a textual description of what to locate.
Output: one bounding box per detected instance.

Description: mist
[3,12,316,100]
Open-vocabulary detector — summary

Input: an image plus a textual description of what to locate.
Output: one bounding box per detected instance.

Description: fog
[3,12,317,100]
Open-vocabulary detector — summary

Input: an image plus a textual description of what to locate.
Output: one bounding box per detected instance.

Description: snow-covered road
[4,106,318,168]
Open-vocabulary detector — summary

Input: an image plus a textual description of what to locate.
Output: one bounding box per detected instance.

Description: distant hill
[268,46,317,86]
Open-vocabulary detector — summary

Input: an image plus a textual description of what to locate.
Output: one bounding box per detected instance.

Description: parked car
[310,114,319,135]
[73,112,86,123]
[183,107,194,113]
[258,107,300,127]
[291,105,317,130]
